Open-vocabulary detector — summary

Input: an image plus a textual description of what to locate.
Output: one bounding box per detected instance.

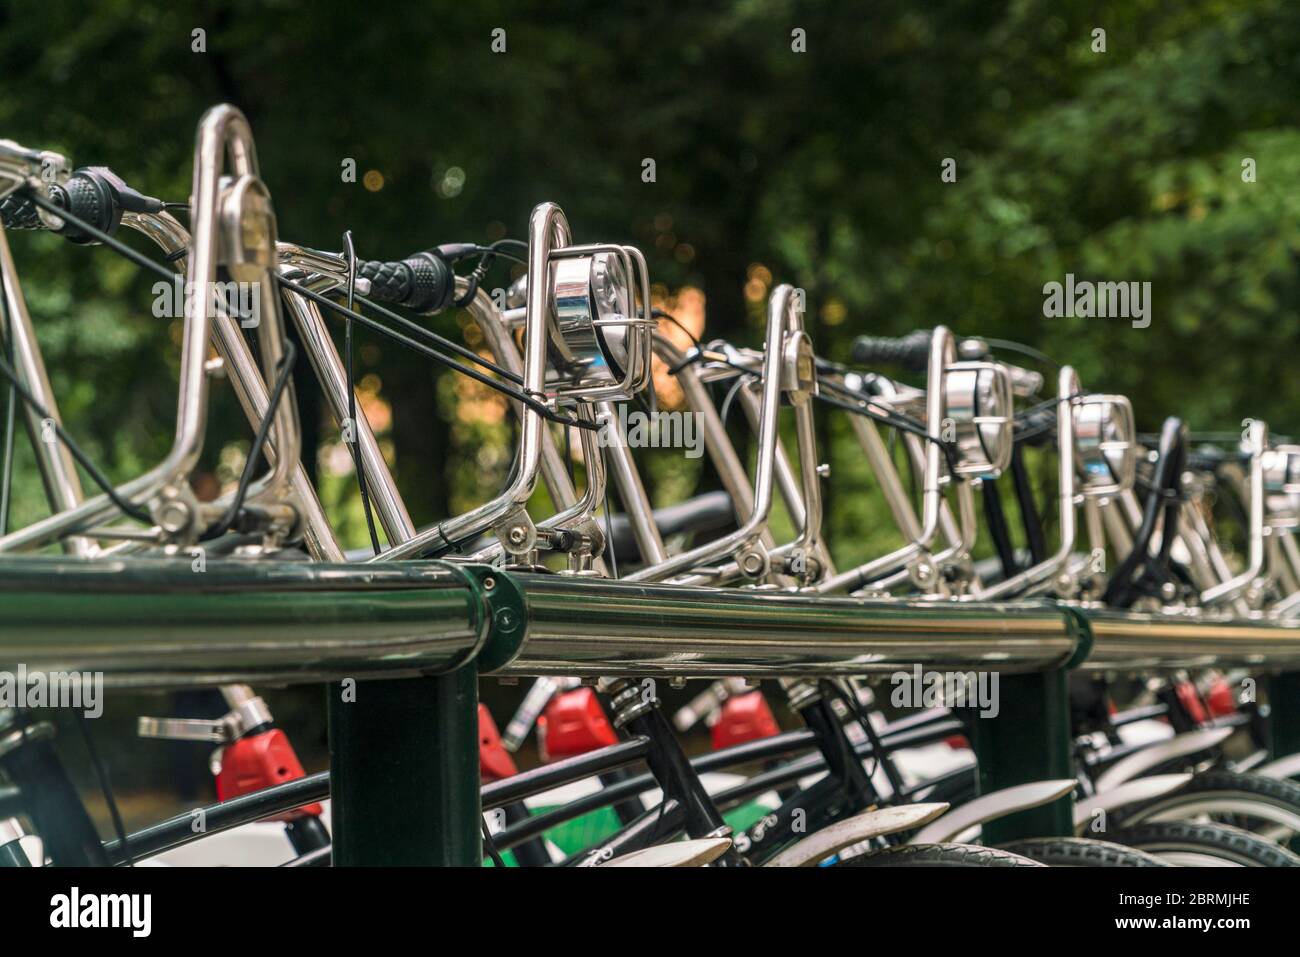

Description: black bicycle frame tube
[481,737,650,809]
[622,704,747,866]
[1010,444,1048,565]
[1103,417,1186,607]
[981,476,1020,580]
[0,720,109,866]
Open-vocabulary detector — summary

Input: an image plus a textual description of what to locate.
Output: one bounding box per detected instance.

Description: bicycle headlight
[544,243,653,403]
[942,360,1013,479]
[1073,394,1136,497]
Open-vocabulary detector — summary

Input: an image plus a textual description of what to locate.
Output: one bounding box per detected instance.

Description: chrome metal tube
[978,366,1080,599]
[280,279,414,545]
[126,211,343,561]
[0,224,92,555]
[1083,610,1300,670]
[495,574,1079,677]
[625,285,795,582]
[376,202,566,561]
[1202,420,1267,605]
[0,557,484,688]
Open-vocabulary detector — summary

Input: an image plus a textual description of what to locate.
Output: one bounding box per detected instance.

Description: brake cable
[24,188,597,435]
[341,231,381,555]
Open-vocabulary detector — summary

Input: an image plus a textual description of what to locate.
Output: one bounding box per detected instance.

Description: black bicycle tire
[1000,837,1170,867]
[1110,821,1300,867]
[840,843,1045,867]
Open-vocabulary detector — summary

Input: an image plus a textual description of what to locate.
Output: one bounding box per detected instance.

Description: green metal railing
[2,556,1299,862]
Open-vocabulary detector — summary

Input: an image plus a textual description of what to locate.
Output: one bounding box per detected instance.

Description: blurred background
[3,0,1299,825]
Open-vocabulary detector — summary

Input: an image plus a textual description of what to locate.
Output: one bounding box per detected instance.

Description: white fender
[765,803,949,868]
[1255,752,1300,780]
[599,837,733,867]
[1094,726,1233,792]
[908,780,1077,845]
[1072,773,1193,832]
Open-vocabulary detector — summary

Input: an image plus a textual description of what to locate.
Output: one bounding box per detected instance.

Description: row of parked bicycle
[0,105,1298,867]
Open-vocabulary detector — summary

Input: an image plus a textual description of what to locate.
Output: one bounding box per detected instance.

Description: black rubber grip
[0,167,158,244]
[357,252,455,314]
[57,174,115,243]
[850,330,933,371]
[0,192,45,230]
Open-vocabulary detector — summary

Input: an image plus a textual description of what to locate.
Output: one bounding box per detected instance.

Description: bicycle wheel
[839,843,1045,867]
[1000,837,1170,867]
[1115,770,1300,838]
[1110,821,1300,866]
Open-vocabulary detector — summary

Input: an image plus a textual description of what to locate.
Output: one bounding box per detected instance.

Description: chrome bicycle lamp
[1073,394,1137,497]
[941,359,1014,479]
[542,241,653,403]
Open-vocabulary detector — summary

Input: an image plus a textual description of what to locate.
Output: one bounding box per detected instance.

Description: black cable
[342,232,381,555]
[0,349,152,524]
[24,190,593,434]
[200,340,297,540]
[76,712,133,867]
[834,680,906,800]
[481,816,508,868]
[457,239,528,309]
[353,293,520,384]
[980,337,1059,369]
[284,278,595,433]
[653,308,701,349]
[601,442,619,580]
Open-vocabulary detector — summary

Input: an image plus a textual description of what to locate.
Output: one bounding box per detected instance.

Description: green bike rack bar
[328,669,480,866]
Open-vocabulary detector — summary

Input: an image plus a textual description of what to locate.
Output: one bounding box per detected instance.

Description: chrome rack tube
[277,257,415,546]
[1202,419,1267,606]
[0,107,245,551]
[1082,610,1300,671]
[494,573,1080,678]
[625,284,798,583]
[0,557,486,688]
[0,224,93,555]
[374,202,565,562]
[120,211,343,560]
[977,366,1080,600]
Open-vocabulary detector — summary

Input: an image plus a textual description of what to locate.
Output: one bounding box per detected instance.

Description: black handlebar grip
[0,167,159,244]
[56,173,118,243]
[0,192,45,231]
[850,330,934,371]
[357,252,455,314]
